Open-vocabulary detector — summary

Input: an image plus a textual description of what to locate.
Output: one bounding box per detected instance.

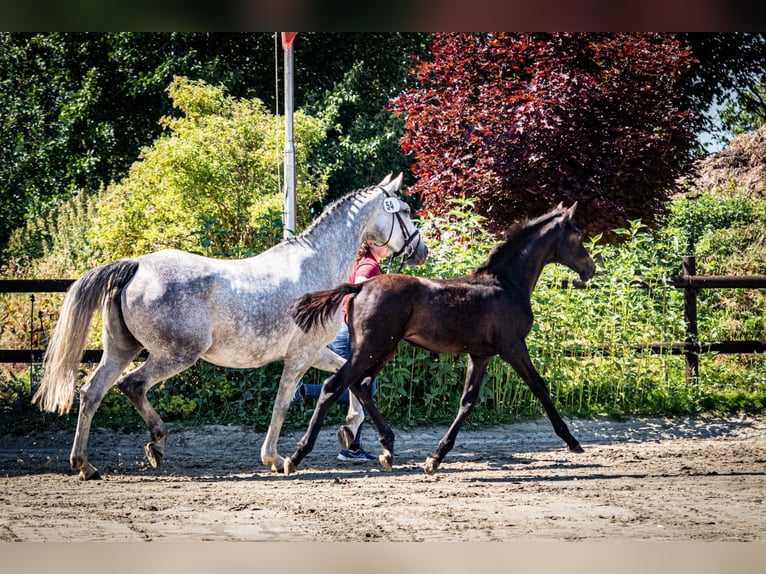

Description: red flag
[281,32,298,51]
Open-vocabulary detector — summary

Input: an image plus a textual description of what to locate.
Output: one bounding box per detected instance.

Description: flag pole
[281,32,297,238]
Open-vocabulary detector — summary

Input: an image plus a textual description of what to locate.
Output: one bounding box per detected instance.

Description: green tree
[677,33,766,147]
[295,33,431,197]
[91,77,327,259]
[0,32,277,256]
[718,84,766,137]
[0,32,429,259]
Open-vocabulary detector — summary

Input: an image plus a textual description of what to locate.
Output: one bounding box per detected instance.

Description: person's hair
[356,241,374,261]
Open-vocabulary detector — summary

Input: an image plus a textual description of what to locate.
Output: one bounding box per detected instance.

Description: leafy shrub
[91,77,329,259]
[2,167,764,434]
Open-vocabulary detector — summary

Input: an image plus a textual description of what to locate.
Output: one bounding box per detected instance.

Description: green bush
[2,180,764,434]
[92,77,329,259]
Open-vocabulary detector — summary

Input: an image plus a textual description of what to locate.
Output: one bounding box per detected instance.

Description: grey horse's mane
[284,185,382,246]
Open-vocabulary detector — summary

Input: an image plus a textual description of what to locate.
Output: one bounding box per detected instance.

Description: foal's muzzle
[578,259,596,282]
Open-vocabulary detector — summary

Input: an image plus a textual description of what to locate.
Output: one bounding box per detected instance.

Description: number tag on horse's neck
[383,197,401,213]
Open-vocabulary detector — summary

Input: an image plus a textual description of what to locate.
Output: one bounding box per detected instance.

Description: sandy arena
[1,415,764,542]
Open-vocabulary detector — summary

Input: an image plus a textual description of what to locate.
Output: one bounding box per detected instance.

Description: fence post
[682,256,699,384]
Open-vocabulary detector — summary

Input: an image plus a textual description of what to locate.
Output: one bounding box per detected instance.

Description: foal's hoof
[569,443,585,454]
[145,442,164,469]
[379,452,393,471]
[284,457,297,476]
[424,456,439,475]
[337,425,354,450]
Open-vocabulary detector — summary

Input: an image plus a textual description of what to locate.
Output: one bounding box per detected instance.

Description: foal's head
[478,202,596,284]
[547,203,596,282]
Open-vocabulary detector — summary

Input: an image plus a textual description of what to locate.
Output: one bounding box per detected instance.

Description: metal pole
[282,41,296,238]
[682,255,699,384]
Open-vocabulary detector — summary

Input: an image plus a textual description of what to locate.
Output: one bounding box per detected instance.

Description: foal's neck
[499,228,559,297]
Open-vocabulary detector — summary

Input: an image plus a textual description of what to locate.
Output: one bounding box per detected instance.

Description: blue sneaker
[337,448,376,463]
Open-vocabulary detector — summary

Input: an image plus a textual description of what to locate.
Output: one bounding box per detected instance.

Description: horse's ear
[384,172,403,194]
[377,173,393,187]
[567,202,578,219]
[556,202,564,211]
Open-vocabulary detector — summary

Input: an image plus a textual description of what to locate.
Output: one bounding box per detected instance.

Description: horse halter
[374,186,422,271]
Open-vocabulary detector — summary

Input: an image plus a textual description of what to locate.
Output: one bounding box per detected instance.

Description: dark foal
[285,203,595,475]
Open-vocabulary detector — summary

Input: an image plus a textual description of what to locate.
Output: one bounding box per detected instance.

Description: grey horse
[33,173,428,479]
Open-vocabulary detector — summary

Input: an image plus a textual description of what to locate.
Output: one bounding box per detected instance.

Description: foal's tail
[33,259,139,414]
[291,283,364,333]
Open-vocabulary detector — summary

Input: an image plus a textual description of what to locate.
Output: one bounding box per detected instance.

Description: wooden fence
[1,256,765,385]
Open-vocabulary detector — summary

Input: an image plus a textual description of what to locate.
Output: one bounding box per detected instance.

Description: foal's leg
[346,374,396,470]
[502,342,583,453]
[310,345,364,453]
[424,355,491,475]
[116,353,197,469]
[283,367,356,475]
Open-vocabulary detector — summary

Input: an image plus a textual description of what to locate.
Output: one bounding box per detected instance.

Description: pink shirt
[342,253,381,323]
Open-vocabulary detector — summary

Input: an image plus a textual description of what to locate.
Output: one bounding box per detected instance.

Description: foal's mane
[474,207,564,274]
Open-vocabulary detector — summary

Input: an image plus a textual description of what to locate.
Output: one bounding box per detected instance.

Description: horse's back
[352,273,531,355]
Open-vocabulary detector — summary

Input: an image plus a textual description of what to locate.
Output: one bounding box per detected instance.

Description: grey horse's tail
[290,282,364,333]
[33,259,139,414]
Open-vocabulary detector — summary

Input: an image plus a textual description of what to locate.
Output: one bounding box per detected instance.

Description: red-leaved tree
[390,33,701,238]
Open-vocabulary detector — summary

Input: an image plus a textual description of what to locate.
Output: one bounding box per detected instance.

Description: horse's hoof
[284,457,297,476]
[145,442,164,468]
[379,453,393,471]
[337,425,354,450]
[569,444,584,453]
[78,465,101,481]
[269,455,286,472]
[424,456,439,475]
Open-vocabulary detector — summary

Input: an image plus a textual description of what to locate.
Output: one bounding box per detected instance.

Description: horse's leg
[346,374,396,470]
[502,342,583,453]
[424,355,491,475]
[70,302,141,480]
[260,356,320,472]
[283,366,356,475]
[307,346,363,453]
[337,392,365,451]
[70,348,139,480]
[116,354,197,469]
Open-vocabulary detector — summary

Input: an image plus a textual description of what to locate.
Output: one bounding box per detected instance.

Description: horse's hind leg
[70,348,139,480]
[425,355,490,475]
[502,343,583,453]
[347,375,396,470]
[116,354,196,469]
[305,346,364,453]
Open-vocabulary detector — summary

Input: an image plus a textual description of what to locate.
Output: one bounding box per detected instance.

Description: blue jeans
[300,323,377,448]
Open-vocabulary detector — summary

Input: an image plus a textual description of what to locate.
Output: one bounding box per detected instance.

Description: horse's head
[551,202,596,283]
[368,173,429,266]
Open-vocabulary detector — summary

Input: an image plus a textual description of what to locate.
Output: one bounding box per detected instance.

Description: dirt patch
[678,124,766,197]
[1,415,764,541]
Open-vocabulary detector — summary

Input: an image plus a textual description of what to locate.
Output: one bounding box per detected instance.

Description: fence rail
[1,257,765,386]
